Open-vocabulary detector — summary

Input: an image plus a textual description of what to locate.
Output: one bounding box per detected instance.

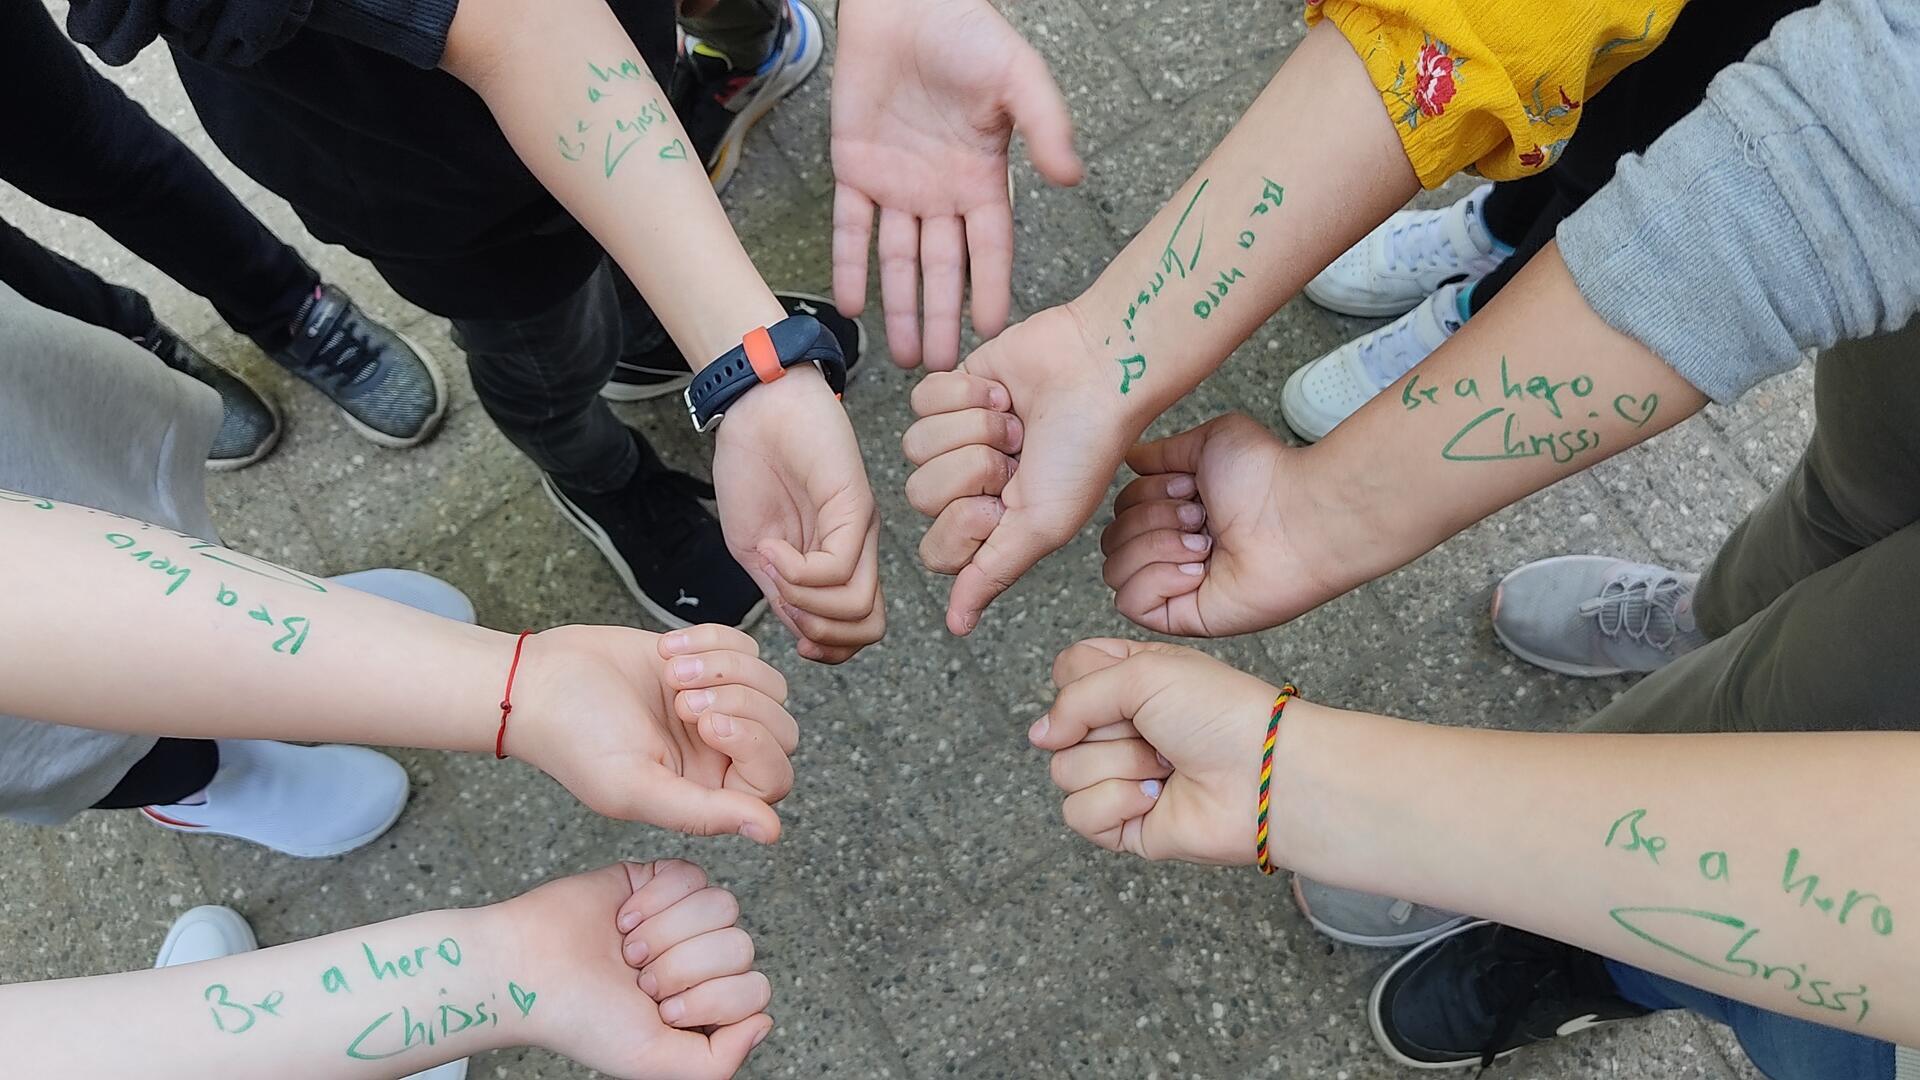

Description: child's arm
[0,860,771,1079]
[0,491,796,841]
[439,0,882,664]
[1031,639,1920,1047]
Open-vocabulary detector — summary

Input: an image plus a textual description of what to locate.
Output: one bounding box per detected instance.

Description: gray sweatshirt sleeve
[1556,0,1920,403]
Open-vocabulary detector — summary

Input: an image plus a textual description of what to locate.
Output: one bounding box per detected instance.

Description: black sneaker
[1370,920,1650,1069]
[601,291,866,402]
[273,284,447,448]
[671,0,825,191]
[139,322,283,472]
[540,431,767,629]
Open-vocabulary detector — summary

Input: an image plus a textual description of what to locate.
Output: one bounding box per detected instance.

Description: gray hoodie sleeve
[1557,0,1920,403]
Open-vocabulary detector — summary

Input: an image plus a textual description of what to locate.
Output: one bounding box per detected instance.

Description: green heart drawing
[509,982,537,1018]
[1612,393,1659,428]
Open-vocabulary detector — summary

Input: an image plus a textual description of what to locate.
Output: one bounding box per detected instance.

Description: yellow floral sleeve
[1306,0,1687,186]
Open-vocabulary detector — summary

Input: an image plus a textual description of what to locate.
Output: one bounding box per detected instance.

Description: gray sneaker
[274,284,447,449]
[1493,555,1707,677]
[140,322,282,472]
[1292,874,1470,948]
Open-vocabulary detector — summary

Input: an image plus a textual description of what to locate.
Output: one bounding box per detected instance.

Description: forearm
[0,491,506,753]
[0,905,524,1077]
[441,0,782,365]
[1069,21,1415,425]
[1304,244,1707,590]
[1277,702,1919,1043]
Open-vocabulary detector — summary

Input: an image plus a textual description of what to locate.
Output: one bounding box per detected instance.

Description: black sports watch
[684,315,848,433]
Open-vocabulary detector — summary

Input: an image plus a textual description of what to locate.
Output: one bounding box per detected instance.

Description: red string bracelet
[1254,683,1298,875]
[495,631,533,760]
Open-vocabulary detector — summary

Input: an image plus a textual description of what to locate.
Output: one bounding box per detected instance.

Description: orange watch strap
[743,326,784,384]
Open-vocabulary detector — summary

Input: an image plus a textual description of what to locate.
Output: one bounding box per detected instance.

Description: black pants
[93,739,219,809]
[0,1,316,350]
[1468,0,1813,315]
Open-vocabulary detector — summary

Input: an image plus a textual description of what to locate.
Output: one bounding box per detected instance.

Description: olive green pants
[681,0,785,69]
[1583,320,1920,735]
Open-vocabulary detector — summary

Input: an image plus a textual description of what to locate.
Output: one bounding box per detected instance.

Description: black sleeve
[65,0,457,69]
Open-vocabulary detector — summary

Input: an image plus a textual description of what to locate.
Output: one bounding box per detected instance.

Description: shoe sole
[1292,875,1471,949]
[1302,277,1427,319]
[1278,363,1337,444]
[332,329,452,450]
[539,474,768,631]
[154,906,257,967]
[1368,920,1636,1069]
[597,292,869,403]
[140,789,408,859]
[707,0,825,193]
[206,393,286,473]
[1491,556,1635,678]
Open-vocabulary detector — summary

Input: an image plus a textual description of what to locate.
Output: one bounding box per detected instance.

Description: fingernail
[1156,752,1171,769]
[684,688,716,713]
[663,632,691,653]
[752,1025,772,1049]
[1167,475,1196,497]
[618,909,641,933]
[1141,779,1163,798]
[659,997,685,1023]
[989,385,1010,410]
[740,822,771,844]
[1027,714,1051,743]
[1178,562,1205,576]
[639,972,658,997]
[1177,502,1205,527]
[1182,533,1210,552]
[625,938,649,964]
[712,713,736,738]
[672,656,703,681]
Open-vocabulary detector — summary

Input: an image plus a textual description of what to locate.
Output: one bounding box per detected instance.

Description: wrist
[1055,295,1164,438]
[681,294,790,375]
[713,362,836,437]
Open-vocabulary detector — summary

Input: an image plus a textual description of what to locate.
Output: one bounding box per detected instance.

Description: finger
[901,408,1024,467]
[946,505,1058,635]
[832,183,875,318]
[1049,637,1142,686]
[766,521,882,622]
[1029,649,1178,749]
[1048,737,1171,793]
[617,859,709,934]
[1100,498,1206,556]
[878,208,922,369]
[665,649,789,703]
[1111,471,1199,517]
[759,502,870,590]
[1113,563,1210,636]
[964,200,1014,340]
[683,1014,775,1080]
[905,444,1015,517]
[1126,420,1221,478]
[659,970,773,1029]
[919,495,1003,575]
[696,712,795,801]
[909,369,1010,418]
[642,926,756,1002]
[781,591,886,653]
[1007,47,1084,187]
[631,894,747,985]
[659,623,761,661]
[1061,776,1161,855]
[920,216,967,372]
[1101,528,1211,591]
[629,766,782,844]
[676,682,799,753]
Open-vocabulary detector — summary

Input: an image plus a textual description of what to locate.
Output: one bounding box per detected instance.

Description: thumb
[1125,417,1219,478]
[631,768,783,844]
[947,504,1057,635]
[1005,47,1083,187]
[702,1015,774,1078]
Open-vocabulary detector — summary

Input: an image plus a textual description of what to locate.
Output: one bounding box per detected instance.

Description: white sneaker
[142,739,410,858]
[1282,283,1467,443]
[154,906,469,1079]
[1303,185,1503,317]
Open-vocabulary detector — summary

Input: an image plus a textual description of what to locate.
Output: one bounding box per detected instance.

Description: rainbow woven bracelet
[1254,684,1298,875]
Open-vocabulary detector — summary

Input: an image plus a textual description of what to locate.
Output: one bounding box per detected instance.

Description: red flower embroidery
[1518,145,1546,168]
[1414,42,1457,116]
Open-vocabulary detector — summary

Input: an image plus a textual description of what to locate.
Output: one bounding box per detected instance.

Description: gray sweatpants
[0,282,222,823]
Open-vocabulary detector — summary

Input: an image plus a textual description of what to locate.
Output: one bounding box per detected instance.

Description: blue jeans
[1607,960,1895,1079]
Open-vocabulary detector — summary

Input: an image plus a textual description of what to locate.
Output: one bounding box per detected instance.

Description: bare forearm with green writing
[0,491,505,753]
[1276,704,1919,1043]
[1069,21,1416,419]
[441,0,782,365]
[1303,244,1708,592]
[0,905,518,1077]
